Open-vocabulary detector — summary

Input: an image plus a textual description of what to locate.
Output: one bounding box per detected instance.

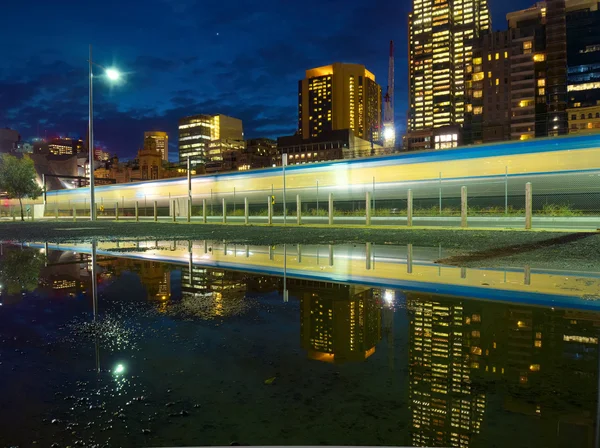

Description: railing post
[73,206,76,222]
[154,201,158,222]
[296,195,301,225]
[172,200,176,222]
[187,197,191,223]
[328,193,333,226]
[222,198,227,224]
[135,201,139,222]
[407,189,413,227]
[267,196,273,225]
[115,203,119,221]
[328,244,334,266]
[461,186,467,228]
[525,182,532,230]
[55,203,59,220]
[407,244,413,274]
[202,199,207,224]
[297,244,302,263]
[244,197,249,225]
[365,242,372,270]
[366,191,371,226]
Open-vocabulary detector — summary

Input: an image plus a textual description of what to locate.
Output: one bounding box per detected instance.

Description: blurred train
[14,133,600,212]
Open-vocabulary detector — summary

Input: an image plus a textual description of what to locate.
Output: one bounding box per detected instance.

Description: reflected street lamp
[89,45,121,221]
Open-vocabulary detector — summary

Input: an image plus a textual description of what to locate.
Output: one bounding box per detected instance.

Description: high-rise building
[298,63,382,142]
[178,114,243,170]
[465,31,513,144]
[546,0,569,135]
[567,0,600,108]
[566,0,600,133]
[406,0,491,150]
[467,2,549,143]
[144,131,169,161]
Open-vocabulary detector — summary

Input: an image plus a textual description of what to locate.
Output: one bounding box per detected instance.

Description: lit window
[504,51,508,58]
[487,54,491,61]
[523,41,533,50]
[529,364,540,372]
[533,54,545,62]
[472,72,484,81]
[495,53,499,60]
[539,88,545,95]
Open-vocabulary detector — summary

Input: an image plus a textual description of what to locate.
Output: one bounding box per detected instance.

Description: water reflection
[294,280,382,364]
[1,239,599,447]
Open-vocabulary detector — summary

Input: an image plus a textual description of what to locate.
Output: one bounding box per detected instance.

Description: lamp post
[88,44,120,221]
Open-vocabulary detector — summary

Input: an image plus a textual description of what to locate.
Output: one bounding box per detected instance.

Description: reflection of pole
[95,335,100,374]
[316,180,319,215]
[505,166,508,216]
[91,240,98,321]
[595,343,600,447]
[189,241,193,287]
[283,244,288,302]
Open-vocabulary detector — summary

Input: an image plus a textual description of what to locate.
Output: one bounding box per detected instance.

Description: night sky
[1,0,534,160]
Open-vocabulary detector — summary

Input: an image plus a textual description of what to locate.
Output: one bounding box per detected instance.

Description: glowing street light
[383,126,395,142]
[113,363,125,375]
[105,68,121,81]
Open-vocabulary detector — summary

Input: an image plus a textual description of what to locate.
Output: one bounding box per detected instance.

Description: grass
[39,202,591,219]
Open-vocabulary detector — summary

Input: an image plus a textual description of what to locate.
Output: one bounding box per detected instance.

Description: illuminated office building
[178,114,243,169]
[295,280,381,364]
[567,0,600,108]
[464,31,514,143]
[298,63,382,142]
[144,131,169,161]
[43,137,85,156]
[406,0,491,150]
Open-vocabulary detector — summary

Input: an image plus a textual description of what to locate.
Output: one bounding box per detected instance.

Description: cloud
[2,0,421,158]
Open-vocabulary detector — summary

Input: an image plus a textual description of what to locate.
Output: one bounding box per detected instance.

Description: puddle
[1,240,599,447]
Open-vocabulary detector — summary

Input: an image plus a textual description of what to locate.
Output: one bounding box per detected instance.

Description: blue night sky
[0,0,534,160]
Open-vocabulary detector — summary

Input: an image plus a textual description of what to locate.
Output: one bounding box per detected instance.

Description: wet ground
[1,239,600,447]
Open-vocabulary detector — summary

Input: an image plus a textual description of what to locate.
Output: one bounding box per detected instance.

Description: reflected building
[407,293,485,448]
[102,258,172,301]
[408,291,600,448]
[38,250,92,297]
[291,279,382,364]
[181,266,248,318]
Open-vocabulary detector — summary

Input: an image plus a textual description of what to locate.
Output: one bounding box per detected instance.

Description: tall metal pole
[89,44,96,221]
[282,153,287,225]
[187,157,192,217]
[505,166,508,215]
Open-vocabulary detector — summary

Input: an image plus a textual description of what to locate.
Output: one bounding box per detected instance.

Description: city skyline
[1,0,539,160]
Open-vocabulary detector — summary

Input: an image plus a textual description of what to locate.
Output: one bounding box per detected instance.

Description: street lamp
[89,45,121,221]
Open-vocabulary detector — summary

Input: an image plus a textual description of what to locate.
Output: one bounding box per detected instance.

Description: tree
[0,154,43,221]
[0,248,44,296]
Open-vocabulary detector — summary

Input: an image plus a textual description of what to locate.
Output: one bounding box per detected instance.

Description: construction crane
[383,40,395,148]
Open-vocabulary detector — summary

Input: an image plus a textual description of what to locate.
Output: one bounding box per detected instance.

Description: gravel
[1,221,599,270]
